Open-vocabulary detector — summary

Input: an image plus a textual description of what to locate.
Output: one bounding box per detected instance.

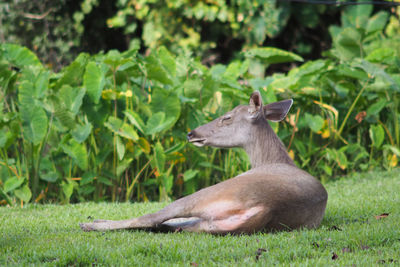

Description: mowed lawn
[1,169,399,266]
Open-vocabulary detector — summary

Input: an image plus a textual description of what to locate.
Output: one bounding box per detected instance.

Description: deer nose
[187,131,194,140]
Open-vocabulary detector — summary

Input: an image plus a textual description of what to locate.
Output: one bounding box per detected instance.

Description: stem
[33,114,54,200]
[205,149,217,187]
[112,68,118,202]
[337,80,370,138]
[30,143,39,199]
[378,119,395,146]
[287,108,300,152]
[125,159,151,202]
[308,131,313,155]
[0,149,12,177]
[393,96,399,146]
[369,146,374,166]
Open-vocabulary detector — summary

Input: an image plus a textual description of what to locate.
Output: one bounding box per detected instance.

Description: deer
[80,91,328,234]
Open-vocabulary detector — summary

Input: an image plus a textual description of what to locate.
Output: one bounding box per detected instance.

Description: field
[1,169,399,266]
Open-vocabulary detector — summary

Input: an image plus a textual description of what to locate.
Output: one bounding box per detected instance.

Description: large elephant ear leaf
[20,105,48,145]
[150,89,181,132]
[60,139,88,170]
[1,43,42,68]
[84,61,106,104]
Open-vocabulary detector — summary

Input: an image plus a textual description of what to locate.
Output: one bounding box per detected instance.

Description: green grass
[1,169,399,266]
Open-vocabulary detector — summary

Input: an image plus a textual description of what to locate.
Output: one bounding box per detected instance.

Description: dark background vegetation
[1,0,367,69]
[1,0,399,205]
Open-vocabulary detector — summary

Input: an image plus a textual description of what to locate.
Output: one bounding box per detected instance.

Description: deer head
[187,91,293,149]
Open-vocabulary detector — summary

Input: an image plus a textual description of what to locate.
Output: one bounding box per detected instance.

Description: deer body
[80,92,328,234]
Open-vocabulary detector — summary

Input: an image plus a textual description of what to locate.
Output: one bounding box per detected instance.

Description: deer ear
[248,91,263,116]
[263,99,293,122]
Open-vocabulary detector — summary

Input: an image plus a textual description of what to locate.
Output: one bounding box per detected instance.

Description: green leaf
[116,136,125,160]
[367,99,387,116]
[20,105,48,145]
[244,47,303,64]
[337,151,348,170]
[124,110,145,134]
[32,68,50,98]
[40,172,59,183]
[183,170,198,182]
[116,158,133,177]
[105,117,139,141]
[98,176,113,186]
[334,27,362,60]
[337,64,368,80]
[329,81,354,97]
[342,3,373,29]
[365,48,395,64]
[0,127,10,148]
[138,137,151,154]
[53,108,75,129]
[305,113,324,133]
[62,182,74,200]
[290,60,327,78]
[150,89,181,131]
[183,78,202,99]
[18,80,35,109]
[0,188,12,205]
[72,122,93,143]
[154,142,165,173]
[14,184,32,203]
[383,145,400,156]
[252,17,266,44]
[60,139,88,170]
[162,174,174,194]
[145,53,174,85]
[84,61,105,104]
[145,112,170,135]
[2,44,41,68]
[55,53,89,89]
[322,164,332,176]
[224,60,250,79]
[369,124,385,148]
[81,172,96,186]
[366,11,389,34]
[165,142,185,154]
[158,46,176,77]
[354,60,399,91]
[4,177,25,193]
[59,85,86,115]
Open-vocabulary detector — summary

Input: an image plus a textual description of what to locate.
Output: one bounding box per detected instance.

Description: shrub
[0,4,399,205]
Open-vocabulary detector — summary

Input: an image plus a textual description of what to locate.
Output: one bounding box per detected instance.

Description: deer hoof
[80,223,96,232]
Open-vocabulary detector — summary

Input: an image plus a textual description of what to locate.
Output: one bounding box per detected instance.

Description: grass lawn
[1,169,399,266]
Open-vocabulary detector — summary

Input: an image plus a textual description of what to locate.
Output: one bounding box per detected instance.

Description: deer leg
[160,202,270,234]
[80,200,270,234]
[80,211,180,232]
[79,197,196,232]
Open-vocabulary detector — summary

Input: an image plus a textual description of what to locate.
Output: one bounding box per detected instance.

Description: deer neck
[244,120,295,169]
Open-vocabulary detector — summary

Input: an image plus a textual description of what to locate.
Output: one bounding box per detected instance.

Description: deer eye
[221,115,232,122]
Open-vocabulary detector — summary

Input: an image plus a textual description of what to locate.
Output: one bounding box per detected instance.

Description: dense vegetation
[0,0,367,70]
[1,169,399,265]
[1,3,399,204]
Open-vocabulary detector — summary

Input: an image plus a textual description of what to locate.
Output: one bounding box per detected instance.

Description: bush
[0,3,399,205]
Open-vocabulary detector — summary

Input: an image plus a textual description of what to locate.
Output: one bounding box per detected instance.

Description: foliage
[1,169,399,265]
[1,0,346,70]
[107,0,290,52]
[0,0,81,71]
[1,4,400,205]
[263,4,400,181]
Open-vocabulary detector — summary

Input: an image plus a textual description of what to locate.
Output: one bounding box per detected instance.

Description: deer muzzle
[187,131,207,147]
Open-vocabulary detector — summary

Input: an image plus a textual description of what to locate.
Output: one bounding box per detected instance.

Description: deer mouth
[189,138,207,147]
